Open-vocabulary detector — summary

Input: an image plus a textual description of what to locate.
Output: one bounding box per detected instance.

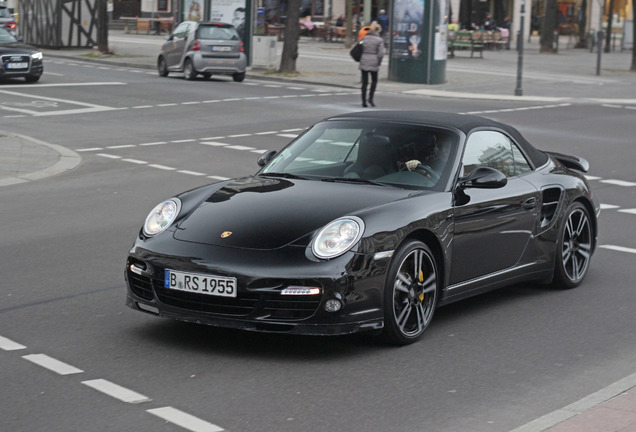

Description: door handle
[522,197,537,210]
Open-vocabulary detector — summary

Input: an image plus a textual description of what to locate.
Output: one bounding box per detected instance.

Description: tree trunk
[279,0,302,73]
[97,0,110,54]
[632,4,636,71]
[540,0,558,52]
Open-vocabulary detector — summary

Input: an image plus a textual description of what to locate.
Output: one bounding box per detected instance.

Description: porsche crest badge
[221,231,232,238]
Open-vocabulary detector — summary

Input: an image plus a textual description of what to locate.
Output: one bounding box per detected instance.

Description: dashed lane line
[599,245,636,255]
[600,179,636,187]
[147,407,224,432]
[2,334,228,431]
[82,379,151,404]
[0,335,26,351]
[22,353,84,375]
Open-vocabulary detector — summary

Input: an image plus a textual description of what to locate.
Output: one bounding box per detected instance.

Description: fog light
[324,299,342,312]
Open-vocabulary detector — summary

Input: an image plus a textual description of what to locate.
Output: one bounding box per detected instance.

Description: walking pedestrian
[358,22,384,108]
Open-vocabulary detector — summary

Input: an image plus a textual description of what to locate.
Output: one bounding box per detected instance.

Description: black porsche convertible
[125,111,599,345]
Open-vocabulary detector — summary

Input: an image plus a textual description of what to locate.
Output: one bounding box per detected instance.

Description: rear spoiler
[545,151,589,173]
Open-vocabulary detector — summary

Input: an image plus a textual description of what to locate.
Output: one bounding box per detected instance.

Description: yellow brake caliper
[418,270,425,302]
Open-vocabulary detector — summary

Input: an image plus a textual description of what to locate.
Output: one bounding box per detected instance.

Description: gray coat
[358,33,384,72]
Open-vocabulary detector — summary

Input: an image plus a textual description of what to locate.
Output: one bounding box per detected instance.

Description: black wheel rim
[392,248,437,338]
[562,208,592,282]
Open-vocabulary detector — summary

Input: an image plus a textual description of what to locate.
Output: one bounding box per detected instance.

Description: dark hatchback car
[0,27,43,83]
[158,21,247,82]
[125,111,599,345]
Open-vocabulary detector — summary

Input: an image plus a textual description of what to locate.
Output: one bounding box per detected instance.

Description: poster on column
[211,0,247,40]
[184,0,204,21]
[392,0,425,59]
[434,0,448,60]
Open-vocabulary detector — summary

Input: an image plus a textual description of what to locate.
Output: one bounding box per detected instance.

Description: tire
[183,58,197,80]
[553,202,593,289]
[202,73,212,80]
[25,75,40,83]
[232,71,246,82]
[382,240,439,345]
[158,56,169,77]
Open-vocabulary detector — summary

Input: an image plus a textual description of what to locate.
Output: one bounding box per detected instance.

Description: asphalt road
[1,59,635,432]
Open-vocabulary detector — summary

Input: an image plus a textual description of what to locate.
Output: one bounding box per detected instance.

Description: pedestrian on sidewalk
[358,22,384,108]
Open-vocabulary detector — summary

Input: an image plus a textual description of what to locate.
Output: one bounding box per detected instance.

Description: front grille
[127,270,154,300]
[263,297,322,319]
[2,55,29,71]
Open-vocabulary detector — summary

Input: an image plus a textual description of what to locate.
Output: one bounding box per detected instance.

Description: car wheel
[382,240,439,345]
[158,56,169,77]
[232,71,246,82]
[183,58,197,80]
[553,202,593,288]
[25,75,40,83]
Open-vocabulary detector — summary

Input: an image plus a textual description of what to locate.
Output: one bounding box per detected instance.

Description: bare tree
[540,0,558,53]
[279,0,302,73]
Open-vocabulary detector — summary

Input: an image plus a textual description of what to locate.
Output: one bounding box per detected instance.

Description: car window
[0,27,16,43]
[0,8,11,18]
[197,25,239,40]
[173,23,190,39]
[462,130,532,177]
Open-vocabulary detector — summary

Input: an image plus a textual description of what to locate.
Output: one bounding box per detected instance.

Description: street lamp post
[515,0,525,96]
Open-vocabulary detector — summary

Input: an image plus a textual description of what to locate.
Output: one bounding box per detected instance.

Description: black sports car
[125,111,599,345]
[0,27,43,83]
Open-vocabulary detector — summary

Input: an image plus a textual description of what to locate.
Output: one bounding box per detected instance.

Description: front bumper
[125,237,388,336]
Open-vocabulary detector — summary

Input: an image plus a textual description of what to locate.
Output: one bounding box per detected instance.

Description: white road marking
[97,153,122,159]
[278,134,298,138]
[22,354,83,375]
[225,145,255,151]
[140,141,168,146]
[178,170,206,176]
[0,82,126,89]
[199,136,226,140]
[149,164,176,170]
[585,175,602,180]
[0,335,26,351]
[122,158,148,164]
[600,179,636,187]
[600,204,619,210]
[618,208,636,215]
[208,175,230,181]
[282,128,304,132]
[200,141,229,147]
[82,379,151,404]
[108,144,136,149]
[255,131,278,135]
[76,147,103,152]
[171,139,196,143]
[600,245,636,254]
[0,88,119,116]
[228,134,251,138]
[147,407,224,432]
[133,105,153,109]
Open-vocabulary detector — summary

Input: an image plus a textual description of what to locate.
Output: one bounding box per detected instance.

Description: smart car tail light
[192,40,200,51]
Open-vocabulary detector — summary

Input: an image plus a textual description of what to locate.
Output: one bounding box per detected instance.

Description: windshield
[196,25,239,40]
[260,120,459,190]
[0,8,11,18]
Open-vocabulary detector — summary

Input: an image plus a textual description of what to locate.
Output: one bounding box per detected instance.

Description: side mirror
[457,166,507,189]
[257,150,277,167]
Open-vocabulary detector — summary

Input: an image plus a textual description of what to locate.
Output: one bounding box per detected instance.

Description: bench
[121,16,173,35]
[448,31,485,58]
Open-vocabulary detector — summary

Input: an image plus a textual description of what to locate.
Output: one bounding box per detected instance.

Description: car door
[164,22,190,68]
[450,130,540,285]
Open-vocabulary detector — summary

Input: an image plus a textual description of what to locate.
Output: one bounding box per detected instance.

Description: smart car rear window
[197,25,239,40]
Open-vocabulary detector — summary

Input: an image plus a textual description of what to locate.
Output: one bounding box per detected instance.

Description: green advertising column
[388,0,449,84]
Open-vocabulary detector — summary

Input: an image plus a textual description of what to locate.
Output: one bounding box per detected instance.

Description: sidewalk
[40,30,636,103]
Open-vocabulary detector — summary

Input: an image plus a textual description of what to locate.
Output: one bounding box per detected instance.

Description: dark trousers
[361,70,378,103]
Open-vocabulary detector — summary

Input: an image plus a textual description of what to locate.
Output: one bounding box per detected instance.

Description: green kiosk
[388,0,449,84]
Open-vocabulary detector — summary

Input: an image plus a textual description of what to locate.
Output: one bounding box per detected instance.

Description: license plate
[165,269,237,298]
[7,62,28,69]
[211,46,231,52]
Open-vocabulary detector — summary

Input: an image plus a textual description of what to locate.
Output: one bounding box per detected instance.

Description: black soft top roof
[327,110,549,168]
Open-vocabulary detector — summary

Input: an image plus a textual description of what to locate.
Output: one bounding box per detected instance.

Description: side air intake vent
[540,187,562,228]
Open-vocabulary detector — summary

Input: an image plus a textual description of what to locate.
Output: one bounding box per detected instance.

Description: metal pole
[596,0,605,75]
[515,0,525,96]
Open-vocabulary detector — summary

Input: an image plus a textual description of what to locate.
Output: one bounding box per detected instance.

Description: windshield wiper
[260,172,309,180]
[321,177,388,187]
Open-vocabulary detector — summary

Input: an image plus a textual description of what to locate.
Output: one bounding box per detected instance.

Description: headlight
[312,216,365,259]
[143,199,181,237]
[31,51,42,60]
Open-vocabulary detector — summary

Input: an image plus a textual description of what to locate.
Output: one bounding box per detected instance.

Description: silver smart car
[158,21,247,82]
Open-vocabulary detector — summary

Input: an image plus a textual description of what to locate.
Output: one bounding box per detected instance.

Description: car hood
[0,43,38,54]
[173,175,413,249]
